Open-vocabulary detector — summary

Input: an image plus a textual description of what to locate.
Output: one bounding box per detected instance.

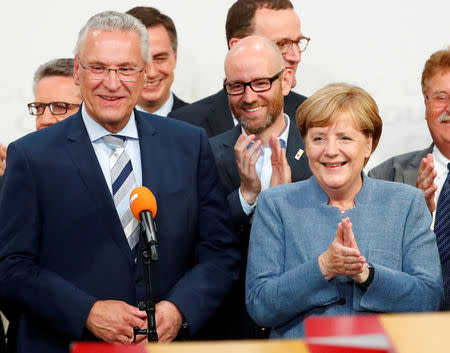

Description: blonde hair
[296,83,382,164]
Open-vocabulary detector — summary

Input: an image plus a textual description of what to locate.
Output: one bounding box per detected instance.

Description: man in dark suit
[169,0,310,137]
[0,11,240,353]
[196,36,311,340]
[369,48,449,308]
[127,7,187,116]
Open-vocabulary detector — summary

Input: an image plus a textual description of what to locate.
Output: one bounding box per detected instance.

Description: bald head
[225,35,284,76]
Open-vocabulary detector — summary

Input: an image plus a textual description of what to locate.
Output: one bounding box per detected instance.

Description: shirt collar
[81,103,139,142]
[135,92,174,117]
[240,113,290,147]
[433,144,450,176]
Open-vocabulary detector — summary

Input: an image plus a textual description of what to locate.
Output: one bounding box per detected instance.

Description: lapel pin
[295,148,304,160]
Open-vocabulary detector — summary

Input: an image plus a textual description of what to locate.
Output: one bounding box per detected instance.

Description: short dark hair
[33,58,74,94]
[226,0,294,48]
[126,6,178,52]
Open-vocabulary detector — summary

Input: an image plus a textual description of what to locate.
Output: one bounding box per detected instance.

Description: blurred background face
[139,25,177,112]
[226,50,284,135]
[425,69,450,155]
[34,76,81,130]
[74,29,145,133]
[252,8,302,87]
[305,112,372,198]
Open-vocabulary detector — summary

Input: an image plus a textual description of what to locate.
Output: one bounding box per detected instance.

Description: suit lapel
[135,110,161,199]
[219,126,242,189]
[403,144,434,185]
[208,89,234,136]
[285,117,310,181]
[65,111,136,265]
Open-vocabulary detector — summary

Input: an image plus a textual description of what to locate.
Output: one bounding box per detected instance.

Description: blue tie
[103,135,140,250]
[435,163,450,309]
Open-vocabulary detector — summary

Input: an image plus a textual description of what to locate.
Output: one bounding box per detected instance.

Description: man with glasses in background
[369,48,450,309]
[0,58,81,193]
[198,35,311,340]
[0,11,239,353]
[169,0,310,138]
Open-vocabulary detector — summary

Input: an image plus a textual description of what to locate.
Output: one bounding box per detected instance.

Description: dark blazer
[0,175,2,193]
[199,118,312,340]
[169,89,307,138]
[0,109,240,353]
[172,93,188,111]
[368,145,433,186]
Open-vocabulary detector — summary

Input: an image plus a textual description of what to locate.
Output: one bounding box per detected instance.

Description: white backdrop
[0,0,448,170]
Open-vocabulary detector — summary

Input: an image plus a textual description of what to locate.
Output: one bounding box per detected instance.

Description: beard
[231,85,284,135]
[438,111,450,123]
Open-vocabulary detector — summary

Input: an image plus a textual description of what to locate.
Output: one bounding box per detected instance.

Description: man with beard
[169,0,310,138]
[369,47,450,309]
[200,36,311,340]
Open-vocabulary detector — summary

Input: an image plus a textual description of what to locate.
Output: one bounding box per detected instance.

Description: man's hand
[318,218,366,280]
[269,135,291,186]
[155,300,183,342]
[0,143,6,176]
[86,300,147,344]
[234,133,262,204]
[416,153,438,212]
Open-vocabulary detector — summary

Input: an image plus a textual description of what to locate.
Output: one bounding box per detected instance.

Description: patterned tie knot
[103,135,126,149]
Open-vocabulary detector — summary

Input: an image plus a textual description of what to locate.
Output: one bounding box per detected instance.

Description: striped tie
[435,162,450,309]
[103,135,140,250]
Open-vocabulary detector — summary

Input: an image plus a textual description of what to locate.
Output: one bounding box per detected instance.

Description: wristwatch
[357,263,374,291]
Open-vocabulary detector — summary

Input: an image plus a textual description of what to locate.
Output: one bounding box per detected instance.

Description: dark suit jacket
[199,118,312,340]
[368,145,433,186]
[169,89,307,138]
[0,109,240,353]
[0,175,2,194]
[172,93,188,111]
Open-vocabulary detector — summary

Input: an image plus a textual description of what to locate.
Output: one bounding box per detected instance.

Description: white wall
[0,0,448,170]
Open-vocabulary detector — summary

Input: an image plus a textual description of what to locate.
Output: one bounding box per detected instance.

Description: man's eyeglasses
[426,93,450,107]
[275,36,310,54]
[224,69,284,96]
[27,102,81,116]
[78,59,145,82]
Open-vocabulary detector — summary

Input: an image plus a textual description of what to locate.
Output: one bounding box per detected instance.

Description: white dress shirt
[136,92,174,117]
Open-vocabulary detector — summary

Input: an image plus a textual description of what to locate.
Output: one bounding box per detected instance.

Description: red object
[71,343,148,353]
[305,315,396,353]
[129,186,157,220]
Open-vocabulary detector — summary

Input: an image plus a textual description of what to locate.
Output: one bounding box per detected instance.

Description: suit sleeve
[354,190,443,312]
[368,158,396,181]
[0,142,97,340]
[245,190,340,327]
[162,131,241,335]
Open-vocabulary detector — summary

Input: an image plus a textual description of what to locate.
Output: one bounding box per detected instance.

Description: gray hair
[73,11,150,63]
[33,58,75,95]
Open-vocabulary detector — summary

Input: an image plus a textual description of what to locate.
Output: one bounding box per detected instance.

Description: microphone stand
[133,212,159,342]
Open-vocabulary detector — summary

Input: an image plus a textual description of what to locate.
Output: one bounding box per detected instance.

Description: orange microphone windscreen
[129,186,157,221]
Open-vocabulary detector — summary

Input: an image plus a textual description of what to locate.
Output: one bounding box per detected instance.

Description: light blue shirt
[136,92,174,117]
[81,104,142,194]
[238,114,290,215]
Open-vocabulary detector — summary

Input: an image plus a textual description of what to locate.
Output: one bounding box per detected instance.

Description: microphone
[130,186,158,261]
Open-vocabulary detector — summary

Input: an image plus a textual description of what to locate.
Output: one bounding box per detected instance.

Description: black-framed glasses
[27,102,81,116]
[223,69,284,96]
[276,36,310,54]
[78,59,145,82]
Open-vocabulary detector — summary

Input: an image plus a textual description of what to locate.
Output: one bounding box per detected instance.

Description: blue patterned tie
[435,162,450,309]
[103,135,140,250]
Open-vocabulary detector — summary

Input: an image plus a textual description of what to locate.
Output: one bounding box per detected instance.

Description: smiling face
[138,24,177,113]
[305,112,373,200]
[225,38,291,135]
[424,69,450,157]
[252,8,302,87]
[34,75,81,131]
[74,29,145,133]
